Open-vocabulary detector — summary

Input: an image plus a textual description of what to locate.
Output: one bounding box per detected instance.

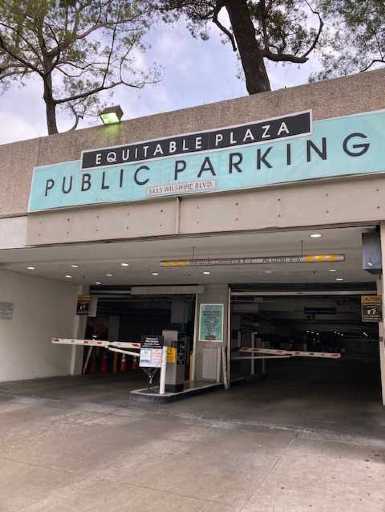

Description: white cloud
[0,110,42,144]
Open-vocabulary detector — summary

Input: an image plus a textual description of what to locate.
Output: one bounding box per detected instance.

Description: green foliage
[152,1,323,70]
[0,0,158,133]
[313,0,385,79]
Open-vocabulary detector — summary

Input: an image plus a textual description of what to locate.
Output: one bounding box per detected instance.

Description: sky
[0,17,321,146]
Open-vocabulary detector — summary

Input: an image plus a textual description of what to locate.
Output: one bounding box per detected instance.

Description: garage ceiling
[0,226,377,287]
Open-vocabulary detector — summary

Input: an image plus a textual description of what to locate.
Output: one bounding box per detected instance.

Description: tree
[313,0,385,80]
[0,0,157,135]
[155,0,324,95]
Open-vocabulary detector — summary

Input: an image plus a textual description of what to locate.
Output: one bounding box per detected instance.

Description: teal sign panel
[29,110,385,212]
[199,304,224,342]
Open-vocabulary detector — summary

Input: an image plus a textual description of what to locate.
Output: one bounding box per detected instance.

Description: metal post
[70,285,88,375]
[226,286,232,387]
[82,346,93,375]
[190,293,199,383]
[379,223,385,406]
[216,345,221,383]
[261,337,267,376]
[251,332,256,376]
[159,346,167,395]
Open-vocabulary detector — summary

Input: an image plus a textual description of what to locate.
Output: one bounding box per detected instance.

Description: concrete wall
[0,270,77,382]
[27,173,385,246]
[0,217,27,249]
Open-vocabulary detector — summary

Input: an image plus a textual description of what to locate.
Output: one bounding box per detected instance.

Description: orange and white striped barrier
[51,338,141,350]
[239,347,341,359]
[51,338,142,375]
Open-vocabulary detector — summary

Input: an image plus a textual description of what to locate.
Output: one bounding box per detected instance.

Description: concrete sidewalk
[0,362,384,511]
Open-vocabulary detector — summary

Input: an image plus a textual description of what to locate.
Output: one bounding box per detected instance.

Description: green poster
[199,304,224,342]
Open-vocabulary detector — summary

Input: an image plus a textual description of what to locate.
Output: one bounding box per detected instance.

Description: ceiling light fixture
[27,266,36,270]
[121,262,129,267]
[264,269,273,274]
[152,272,159,276]
[328,269,337,272]
[71,264,79,269]
[105,273,113,277]
[310,233,322,239]
[336,277,344,281]
[203,271,211,275]
[65,274,72,279]
[95,281,102,285]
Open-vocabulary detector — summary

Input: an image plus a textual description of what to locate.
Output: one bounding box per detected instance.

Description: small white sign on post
[139,348,163,368]
[139,337,164,368]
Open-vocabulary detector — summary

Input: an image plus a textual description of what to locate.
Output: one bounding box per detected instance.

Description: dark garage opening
[83,291,195,381]
[230,291,382,404]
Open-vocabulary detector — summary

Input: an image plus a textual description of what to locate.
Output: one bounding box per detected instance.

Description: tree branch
[55,79,143,105]
[0,20,44,66]
[263,49,307,63]
[0,34,43,75]
[263,1,324,63]
[67,103,82,131]
[302,0,324,59]
[360,58,385,72]
[212,0,236,52]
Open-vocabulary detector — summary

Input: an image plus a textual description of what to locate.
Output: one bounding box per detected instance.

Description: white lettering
[230,131,237,144]
[95,153,102,165]
[153,143,164,156]
[195,136,202,150]
[122,149,130,161]
[277,121,290,136]
[262,125,271,139]
[243,129,255,142]
[107,152,117,163]
[143,145,149,158]
[215,134,223,146]
[182,139,189,151]
[169,141,177,153]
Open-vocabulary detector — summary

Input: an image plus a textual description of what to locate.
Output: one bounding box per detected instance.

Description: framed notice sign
[76,295,91,316]
[139,337,163,368]
[361,295,382,322]
[199,304,224,342]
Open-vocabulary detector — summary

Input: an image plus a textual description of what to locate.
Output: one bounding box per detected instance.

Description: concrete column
[69,285,89,375]
[379,224,385,405]
[194,284,229,385]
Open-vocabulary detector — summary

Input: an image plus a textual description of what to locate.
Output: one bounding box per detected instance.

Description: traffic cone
[100,351,109,374]
[120,354,128,372]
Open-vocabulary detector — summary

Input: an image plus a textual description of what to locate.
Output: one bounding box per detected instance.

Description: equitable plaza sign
[81,111,311,169]
[28,110,385,212]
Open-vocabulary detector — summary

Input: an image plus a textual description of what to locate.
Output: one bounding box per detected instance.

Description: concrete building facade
[0,69,385,404]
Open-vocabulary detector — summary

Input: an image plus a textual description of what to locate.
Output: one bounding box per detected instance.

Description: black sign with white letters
[81,111,312,170]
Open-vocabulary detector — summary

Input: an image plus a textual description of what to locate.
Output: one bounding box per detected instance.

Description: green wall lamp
[99,105,124,125]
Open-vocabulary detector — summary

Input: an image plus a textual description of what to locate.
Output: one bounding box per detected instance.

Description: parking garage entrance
[229,286,382,403]
[81,288,197,384]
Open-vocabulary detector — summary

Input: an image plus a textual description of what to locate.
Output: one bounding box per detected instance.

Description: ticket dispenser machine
[163,330,186,393]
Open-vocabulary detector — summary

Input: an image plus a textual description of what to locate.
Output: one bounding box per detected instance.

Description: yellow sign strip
[160,254,345,268]
[161,260,190,268]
